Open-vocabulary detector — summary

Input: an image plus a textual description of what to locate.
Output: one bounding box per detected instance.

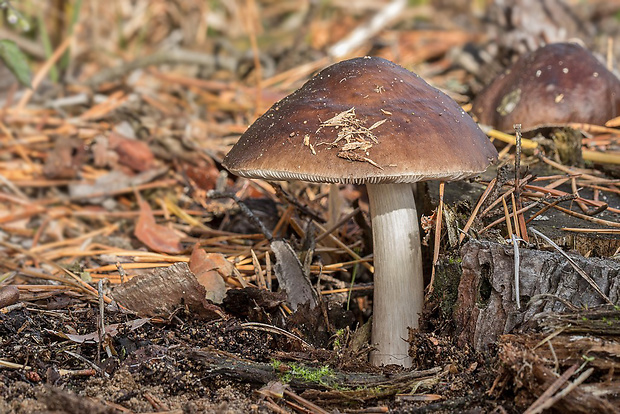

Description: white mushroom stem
[367,183,424,368]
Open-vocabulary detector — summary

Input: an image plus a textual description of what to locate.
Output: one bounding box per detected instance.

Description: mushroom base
[367,183,424,367]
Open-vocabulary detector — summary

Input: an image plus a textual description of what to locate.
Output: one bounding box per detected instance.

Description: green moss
[271,359,282,371]
[272,360,338,388]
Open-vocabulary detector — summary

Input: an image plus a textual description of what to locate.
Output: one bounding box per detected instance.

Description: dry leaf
[109,132,154,172]
[184,162,221,191]
[189,247,228,304]
[135,197,184,254]
[112,262,223,319]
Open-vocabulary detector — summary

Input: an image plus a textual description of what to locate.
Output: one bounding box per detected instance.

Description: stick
[328,0,407,58]
[17,35,74,109]
[511,234,521,309]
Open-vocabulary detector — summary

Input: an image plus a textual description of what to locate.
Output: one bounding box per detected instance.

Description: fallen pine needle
[561,228,620,234]
[460,178,496,242]
[428,181,445,294]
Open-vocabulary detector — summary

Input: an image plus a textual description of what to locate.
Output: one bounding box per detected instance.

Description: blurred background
[3,0,620,110]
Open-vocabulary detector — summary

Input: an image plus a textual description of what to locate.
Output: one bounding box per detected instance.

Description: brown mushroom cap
[223,57,497,185]
[472,42,620,132]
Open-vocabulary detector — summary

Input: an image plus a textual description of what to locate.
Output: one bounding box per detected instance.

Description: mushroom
[472,42,620,132]
[223,57,498,367]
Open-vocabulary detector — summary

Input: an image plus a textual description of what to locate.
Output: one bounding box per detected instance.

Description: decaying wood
[187,348,441,403]
[498,331,620,413]
[454,240,620,351]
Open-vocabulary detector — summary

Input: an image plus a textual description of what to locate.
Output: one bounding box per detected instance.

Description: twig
[271,182,326,224]
[328,0,407,58]
[524,184,608,212]
[0,173,29,200]
[237,322,313,348]
[0,240,111,303]
[97,280,111,361]
[561,228,620,234]
[537,153,606,182]
[513,124,528,241]
[544,202,620,228]
[525,366,594,414]
[283,389,331,414]
[17,34,74,109]
[514,124,522,199]
[525,195,574,224]
[208,190,273,240]
[481,200,540,233]
[251,249,266,289]
[511,193,521,240]
[511,234,521,310]
[523,363,578,414]
[480,126,539,149]
[315,207,360,244]
[0,358,94,376]
[64,350,106,376]
[571,177,606,215]
[311,220,374,273]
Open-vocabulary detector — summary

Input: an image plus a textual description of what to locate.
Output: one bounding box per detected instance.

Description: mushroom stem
[367,183,424,367]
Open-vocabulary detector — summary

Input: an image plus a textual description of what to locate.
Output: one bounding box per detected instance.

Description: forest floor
[1,1,619,413]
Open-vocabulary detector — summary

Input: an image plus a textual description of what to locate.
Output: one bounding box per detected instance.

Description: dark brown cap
[224,57,497,185]
[472,42,620,132]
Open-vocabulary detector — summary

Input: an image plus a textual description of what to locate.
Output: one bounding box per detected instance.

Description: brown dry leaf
[112,262,223,320]
[109,132,154,172]
[188,246,228,304]
[43,138,87,179]
[184,162,221,191]
[135,197,184,254]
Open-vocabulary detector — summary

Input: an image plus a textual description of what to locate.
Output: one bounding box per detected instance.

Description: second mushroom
[223,57,498,367]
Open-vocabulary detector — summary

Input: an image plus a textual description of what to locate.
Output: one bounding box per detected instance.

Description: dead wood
[187,348,441,402]
[498,333,620,413]
[454,240,620,351]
